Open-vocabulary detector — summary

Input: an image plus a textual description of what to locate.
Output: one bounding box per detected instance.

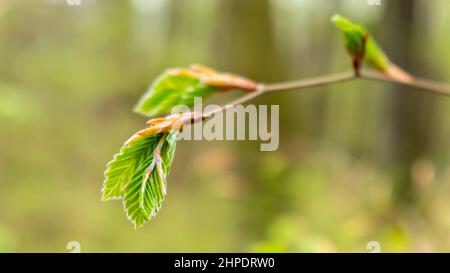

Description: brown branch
[192,69,450,123]
[360,70,450,96]
[200,71,356,120]
[263,71,355,93]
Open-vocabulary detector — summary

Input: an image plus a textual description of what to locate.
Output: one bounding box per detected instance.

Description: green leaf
[102,131,178,228]
[332,14,413,82]
[102,134,158,201]
[331,14,389,71]
[133,65,258,118]
[364,34,390,72]
[134,70,217,117]
[332,14,367,59]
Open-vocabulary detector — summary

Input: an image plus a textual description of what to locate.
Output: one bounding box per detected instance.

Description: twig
[263,71,355,92]
[201,71,355,120]
[192,69,450,123]
[201,88,266,119]
[360,70,450,96]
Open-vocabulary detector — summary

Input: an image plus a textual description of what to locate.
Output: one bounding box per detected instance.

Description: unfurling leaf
[331,14,368,62]
[122,132,177,229]
[102,135,175,228]
[102,112,199,228]
[124,112,202,146]
[332,14,413,82]
[134,64,257,117]
[103,132,177,229]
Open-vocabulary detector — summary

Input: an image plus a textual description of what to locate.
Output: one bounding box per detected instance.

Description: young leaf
[134,64,257,117]
[102,113,198,228]
[102,132,177,228]
[122,132,177,229]
[331,14,367,62]
[134,71,216,118]
[332,14,413,82]
[102,134,161,201]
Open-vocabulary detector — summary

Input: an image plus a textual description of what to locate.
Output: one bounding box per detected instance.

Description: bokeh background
[1,0,450,252]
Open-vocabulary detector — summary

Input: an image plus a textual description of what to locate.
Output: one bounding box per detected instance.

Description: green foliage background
[1,0,450,252]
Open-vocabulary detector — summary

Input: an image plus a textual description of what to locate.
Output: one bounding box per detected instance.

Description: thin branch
[360,70,450,96]
[201,71,355,120]
[264,71,355,92]
[193,69,450,124]
[201,88,265,119]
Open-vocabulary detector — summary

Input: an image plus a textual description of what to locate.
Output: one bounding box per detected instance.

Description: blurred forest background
[1,0,450,252]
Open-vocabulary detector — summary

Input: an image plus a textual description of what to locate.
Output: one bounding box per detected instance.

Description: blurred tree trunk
[213,0,279,80]
[212,0,288,242]
[165,0,191,63]
[384,0,437,204]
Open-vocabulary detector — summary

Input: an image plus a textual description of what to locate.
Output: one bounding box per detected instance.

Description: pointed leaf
[134,70,216,117]
[364,35,390,72]
[123,132,177,228]
[332,14,389,71]
[102,134,161,201]
[332,14,367,59]
[134,65,257,118]
[102,131,178,228]
[332,14,413,82]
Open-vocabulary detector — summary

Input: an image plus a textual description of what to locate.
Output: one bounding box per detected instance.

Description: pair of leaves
[104,64,257,228]
[134,64,257,117]
[332,14,413,82]
[102,131,177,228]
[104,14,416,229]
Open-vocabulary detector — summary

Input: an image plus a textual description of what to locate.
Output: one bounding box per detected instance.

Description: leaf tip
[331,14,342,23]
[331,14,357,31]
[101,192,111,202]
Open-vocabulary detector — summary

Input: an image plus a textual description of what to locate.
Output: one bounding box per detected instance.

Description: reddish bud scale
[167,64,258,91]
[124,112,203,146]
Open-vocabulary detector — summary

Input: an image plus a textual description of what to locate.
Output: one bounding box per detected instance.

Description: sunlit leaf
[102,134,158,201]
[134,64,257,117]
[102,131,178,228]
[332,14,368,61]
[332,14,412,82]
[134,70,216,118]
